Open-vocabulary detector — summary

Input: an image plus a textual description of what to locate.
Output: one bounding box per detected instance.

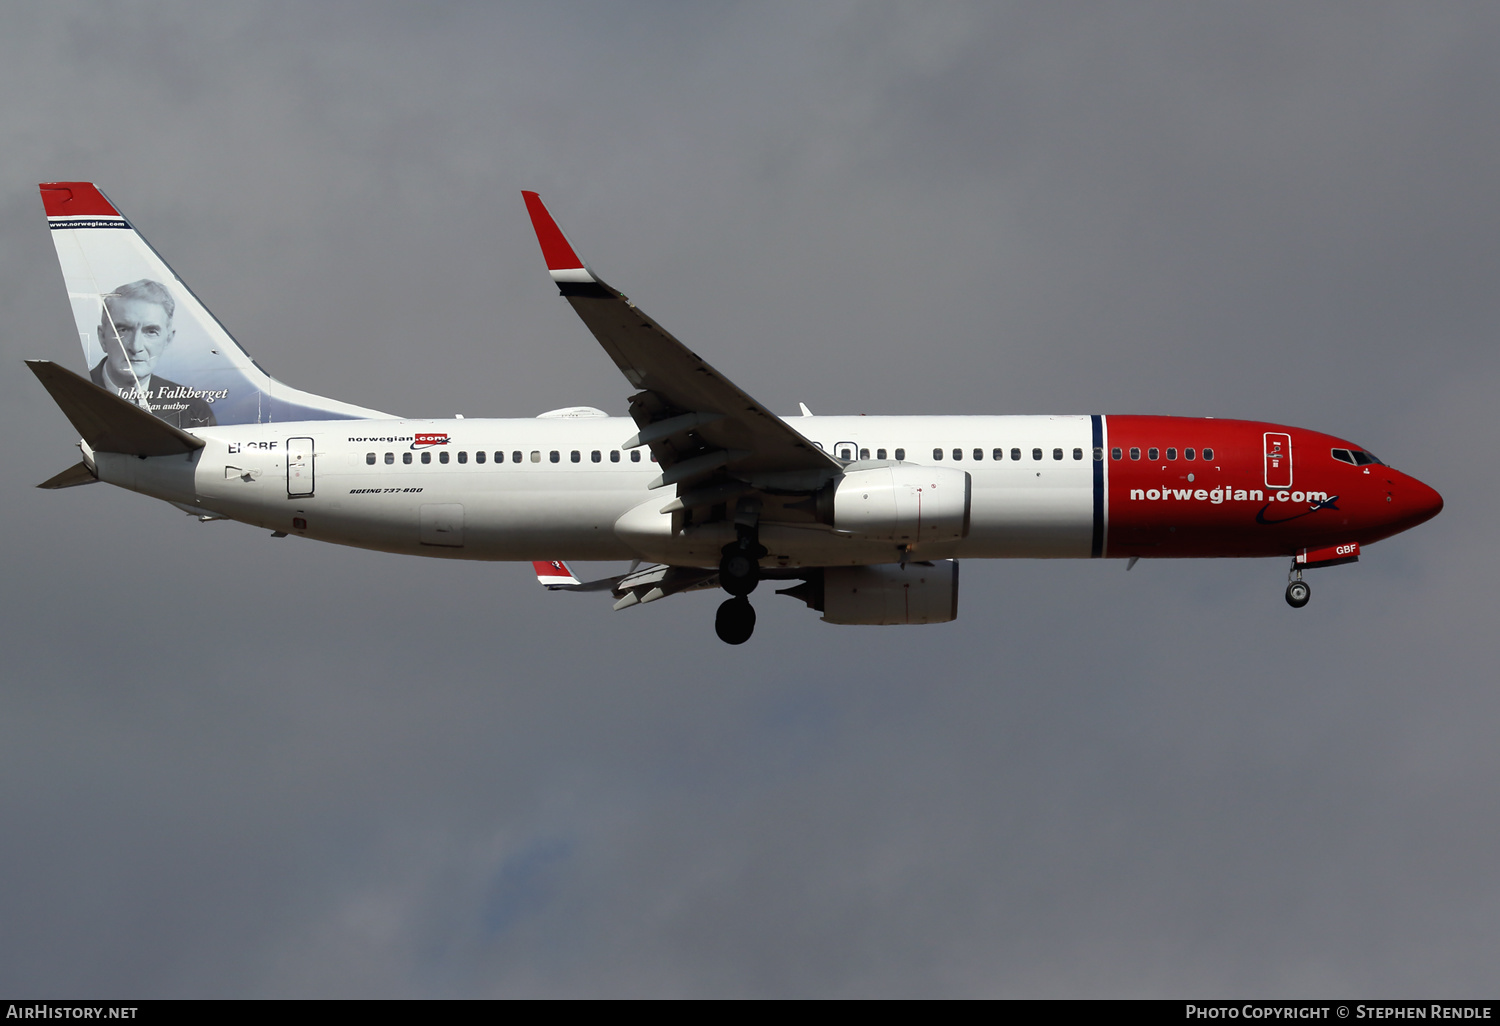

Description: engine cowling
[831,464,970,543]
[819,561,959,625]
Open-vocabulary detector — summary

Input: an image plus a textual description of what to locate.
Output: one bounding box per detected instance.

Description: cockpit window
[1332,448,1385,467]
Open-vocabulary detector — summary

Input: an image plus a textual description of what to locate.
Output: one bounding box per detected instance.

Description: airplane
[27,182,1444,645]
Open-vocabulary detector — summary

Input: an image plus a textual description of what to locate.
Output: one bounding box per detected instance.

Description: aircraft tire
[715,596,756,645]
[1285,580,1311,608]
[719,550,760,596]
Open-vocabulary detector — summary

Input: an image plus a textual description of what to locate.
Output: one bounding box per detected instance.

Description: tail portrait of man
[90,278,218,429]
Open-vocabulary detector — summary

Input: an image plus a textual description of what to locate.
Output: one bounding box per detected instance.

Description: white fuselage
[97,414,1103,568]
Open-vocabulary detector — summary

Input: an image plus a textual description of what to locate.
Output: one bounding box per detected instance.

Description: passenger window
[993,448,1004,461]
[860,448,870,460]
[894,448,905,461]
[1129,447,1140,460]
[422,451,432,464]
[440,451,450,464]
[366,452,375,465]
[1093,447,1104,461]
[631,450,641,462]
[591,450,601,463]
[1148,448,1159,461]
[476,451,486,464]
[403,452,413,464]
[570,450,580,463]
[460,451,470,464]
[610,450,620,463]
[650,453,658,462]
[953,449,963,461]
[1184,448,1195,461]
[1166,448,1177,460]
[933,448,943,460]
[550,451,560,463]
[1112,448,1122,460]
[1073,448,1083,460]
[1053,448,1063,460]
[530,451,541,463]
[1011,448,1021,461]
[877,448,887,460]
[1032,448,1043,461]
[839,447,852,460]
[1203,448,1214,461]
[384,452,394,464]
[973,448,983,461]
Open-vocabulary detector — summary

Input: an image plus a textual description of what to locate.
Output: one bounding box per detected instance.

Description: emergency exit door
[287,437,315,497]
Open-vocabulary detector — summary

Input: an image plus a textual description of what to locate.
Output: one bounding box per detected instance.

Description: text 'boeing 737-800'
[28,183,1443,644]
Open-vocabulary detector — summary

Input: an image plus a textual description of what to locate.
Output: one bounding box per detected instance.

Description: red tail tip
[39,182,119,218]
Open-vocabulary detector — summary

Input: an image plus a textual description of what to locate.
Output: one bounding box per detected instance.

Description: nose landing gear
[1285,562,1310,608]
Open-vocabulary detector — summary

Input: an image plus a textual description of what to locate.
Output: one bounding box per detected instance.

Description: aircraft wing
[523,193,840,501]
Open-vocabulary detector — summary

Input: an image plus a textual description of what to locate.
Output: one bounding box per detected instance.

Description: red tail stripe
[39,182,119,218]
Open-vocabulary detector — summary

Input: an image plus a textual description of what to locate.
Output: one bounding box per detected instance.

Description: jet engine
[830,464,971,543]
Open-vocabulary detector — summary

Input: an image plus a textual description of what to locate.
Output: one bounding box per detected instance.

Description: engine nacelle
[818,561,959,625]
[831,464,970,543]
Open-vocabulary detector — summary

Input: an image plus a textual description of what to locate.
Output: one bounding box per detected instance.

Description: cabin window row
[834,447,906,461]
[364,449,657,466]
[1110,447,1216,462]
[930,447,1091,462]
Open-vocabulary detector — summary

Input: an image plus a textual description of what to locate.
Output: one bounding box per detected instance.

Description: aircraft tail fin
[27,359,205,456]
[39,183,390,427]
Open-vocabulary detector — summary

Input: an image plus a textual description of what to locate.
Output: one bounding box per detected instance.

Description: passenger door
[1264,432,1293,489]
[287,437,314,497]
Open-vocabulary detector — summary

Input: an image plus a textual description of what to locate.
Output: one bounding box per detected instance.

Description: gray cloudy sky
[0,2,1496,997]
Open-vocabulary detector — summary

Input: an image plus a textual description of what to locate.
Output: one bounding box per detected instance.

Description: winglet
[533,559,583,589]
[522,192,598,285]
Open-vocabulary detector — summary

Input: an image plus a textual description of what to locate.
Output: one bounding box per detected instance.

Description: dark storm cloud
[0,1,1495,997]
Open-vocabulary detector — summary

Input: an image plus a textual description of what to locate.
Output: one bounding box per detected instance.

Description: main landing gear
[1285,562,1311,609]
[715,520,767,644]
[715,595,756,645]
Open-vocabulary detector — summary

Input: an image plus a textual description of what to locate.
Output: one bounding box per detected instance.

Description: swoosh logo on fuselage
[1254,495,1340,525]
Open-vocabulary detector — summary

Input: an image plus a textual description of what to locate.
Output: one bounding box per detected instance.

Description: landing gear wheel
[719,545,762,596]
[715,596,756,645]
[1285,580,1311,608]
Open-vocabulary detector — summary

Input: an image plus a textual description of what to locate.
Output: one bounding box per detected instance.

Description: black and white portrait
[90,278,217,429]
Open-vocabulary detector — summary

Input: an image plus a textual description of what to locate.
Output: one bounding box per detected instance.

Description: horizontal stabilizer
[36,460,98,489]
[27,360,205,456]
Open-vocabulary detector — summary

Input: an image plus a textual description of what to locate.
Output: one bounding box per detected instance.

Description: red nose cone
[1395,475,1444,531]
